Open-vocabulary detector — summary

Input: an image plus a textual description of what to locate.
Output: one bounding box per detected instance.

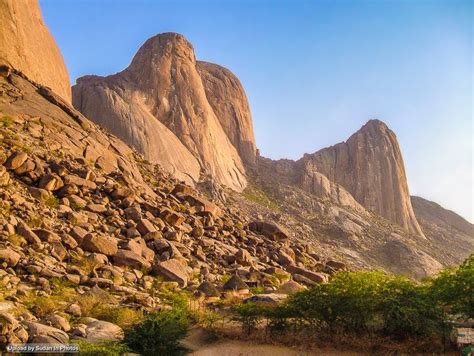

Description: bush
[72,339,130,356]
[380,277,444,339]
[89,305,144,330]
[124,309,189,355]
[232,302,267,335]
[430,254,473,318]
[229,256,474,346]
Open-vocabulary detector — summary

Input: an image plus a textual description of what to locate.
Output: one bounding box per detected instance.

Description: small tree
[430,254,474,318]
[124,309,189,355]
[232,303,267,335]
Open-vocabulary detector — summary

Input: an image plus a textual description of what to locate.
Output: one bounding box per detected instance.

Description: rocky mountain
[71,33,424,238]
[299,120,424,237]
[0,0,71,102]
[255,121,424,237]
[0,66,347,345]
[0,1,472,347]
[72,33,255,191]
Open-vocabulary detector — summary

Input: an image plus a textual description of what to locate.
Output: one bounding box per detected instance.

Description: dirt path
[181,328,362,356]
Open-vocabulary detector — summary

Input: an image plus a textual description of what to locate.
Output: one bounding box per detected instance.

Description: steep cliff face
[0,0,71,102]
[197,61,257,167]
[300,120,424,237]
[73,33,254,191]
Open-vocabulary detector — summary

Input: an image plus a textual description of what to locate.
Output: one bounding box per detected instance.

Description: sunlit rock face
[73,33,256,190]
[0,0,71,102]
[300,120,424,237]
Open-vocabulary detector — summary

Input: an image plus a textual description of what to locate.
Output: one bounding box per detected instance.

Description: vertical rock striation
[73,33,255,190]
[300,120,424,236]
[0,0,71,102]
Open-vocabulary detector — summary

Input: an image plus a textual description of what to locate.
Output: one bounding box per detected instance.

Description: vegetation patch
[230,254,473,352]
[242,183,281,211]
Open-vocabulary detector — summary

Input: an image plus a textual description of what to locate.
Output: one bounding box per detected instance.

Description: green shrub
[89,305,144,330]
[430,254,473,318]
[124,309,189,355]
[0,116,13,128]
[380,277,444,339]
[232,302,267,335]
[73,339,131,356]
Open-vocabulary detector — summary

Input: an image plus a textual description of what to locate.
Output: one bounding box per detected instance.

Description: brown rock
[301,120,424,237]
[64,175,96,190]
[136,219,157,236]
[4,152,28,170]
[27,186,51,201]
[82,234,118,256]
[182,194,221,217]
[0,0,71,102]
[16,222,42,246]
[235,249,253,266]
[153,258,188,287]
[0,249,21,267]
[286,265,329,284]
[38,174,63,191]
[113,249,151,270]
[72,33,250,190]
[248,221,289,240]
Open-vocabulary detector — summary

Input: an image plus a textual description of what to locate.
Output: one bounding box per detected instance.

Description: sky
[40,0,473,222]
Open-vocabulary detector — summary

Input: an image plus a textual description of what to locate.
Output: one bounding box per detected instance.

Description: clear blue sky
[40,0,473,221]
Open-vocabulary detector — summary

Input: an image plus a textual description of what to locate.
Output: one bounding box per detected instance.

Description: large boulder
[286,265,329,284]
[248,221,289,240]
[81,318,124,342]
[0,249,21,267]
[81,234,118,256]
[113,249,151,270]
[23,321,69,344]
[153,258,188,287]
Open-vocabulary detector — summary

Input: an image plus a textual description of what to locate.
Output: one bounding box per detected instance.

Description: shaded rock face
[73,33,254,190]
[197,61,257,167]
[299,120,424,237]
[0,0,71,102]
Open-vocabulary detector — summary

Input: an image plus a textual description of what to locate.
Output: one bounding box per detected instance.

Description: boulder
[4,152,28,170]
[82,317,124,342]
[81,234,118,256]
[248,221,289,240]
[16,222,42,246]
[0,249,21,267]
[113,249,151,270]
[23,321,69,344]
[153,258,188,287]
[286,265,329,284]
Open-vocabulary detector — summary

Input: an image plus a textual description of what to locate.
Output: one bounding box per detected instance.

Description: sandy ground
[181,327,363,356]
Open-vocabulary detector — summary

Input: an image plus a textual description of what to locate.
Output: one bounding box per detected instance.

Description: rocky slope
[411,196,473,264]
[72,33,255,191]
[0,67,341,346]
[412,196,473,236]
[1,2,472,348]
[0,0,71,102]
[71,32,434,240]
